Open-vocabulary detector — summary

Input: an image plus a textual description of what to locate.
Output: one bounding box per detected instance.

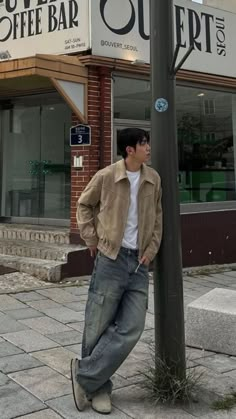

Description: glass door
[0,93,72,224]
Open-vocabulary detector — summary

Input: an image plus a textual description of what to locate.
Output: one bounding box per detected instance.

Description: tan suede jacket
[77,159,162,261]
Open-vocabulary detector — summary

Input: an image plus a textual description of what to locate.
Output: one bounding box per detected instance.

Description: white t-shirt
[122,170,140,249]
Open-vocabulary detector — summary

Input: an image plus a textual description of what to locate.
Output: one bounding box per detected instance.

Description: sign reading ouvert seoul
[0,0,90,61]
[91,0,236,78]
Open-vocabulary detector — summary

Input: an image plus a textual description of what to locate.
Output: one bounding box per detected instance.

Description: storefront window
[177,86,236,203]
[114,76,236,204]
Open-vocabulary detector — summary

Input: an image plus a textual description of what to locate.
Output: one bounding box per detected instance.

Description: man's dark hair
[117,128,150,159]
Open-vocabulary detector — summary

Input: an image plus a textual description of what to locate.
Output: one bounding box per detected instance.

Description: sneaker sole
[91,406,111,415]
[70,358,85,412]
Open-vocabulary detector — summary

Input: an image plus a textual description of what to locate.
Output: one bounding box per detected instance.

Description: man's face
[128,137,151,164]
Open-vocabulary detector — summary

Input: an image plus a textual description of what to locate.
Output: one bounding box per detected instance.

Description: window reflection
[113,76,236,204]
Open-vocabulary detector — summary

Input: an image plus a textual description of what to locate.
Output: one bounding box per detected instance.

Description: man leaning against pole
[71,127,163,415]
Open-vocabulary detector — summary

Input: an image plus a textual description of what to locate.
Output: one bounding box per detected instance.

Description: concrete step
[0,254,65,282]
[0,239,84,262]
[0,224,70,244]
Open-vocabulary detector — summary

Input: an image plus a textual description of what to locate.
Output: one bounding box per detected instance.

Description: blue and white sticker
[155,98,169,113]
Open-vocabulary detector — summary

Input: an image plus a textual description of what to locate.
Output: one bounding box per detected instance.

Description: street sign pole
[150,0,186,377]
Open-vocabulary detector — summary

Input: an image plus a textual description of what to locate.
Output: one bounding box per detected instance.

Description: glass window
[114,77,151,120]
[177,86,236,203]
[113,76,236,204]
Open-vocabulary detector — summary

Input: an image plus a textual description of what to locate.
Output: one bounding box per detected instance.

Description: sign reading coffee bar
[91,0,236,78]
[0,0,89,60]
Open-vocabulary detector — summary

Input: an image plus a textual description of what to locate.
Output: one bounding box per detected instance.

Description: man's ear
[126,146,134,156]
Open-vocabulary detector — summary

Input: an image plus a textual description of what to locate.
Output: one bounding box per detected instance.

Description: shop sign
[0,0,90,61]
[70,124,91,146]
[91,0,236,78]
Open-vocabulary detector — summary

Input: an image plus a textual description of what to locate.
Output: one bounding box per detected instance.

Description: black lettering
[38,0,48,4]
[138,0,149,40]
[100,0,135,35]
[216,29,225,44]
[27,9,35,36]
[69,0,79,28]
[201,13,214,53]
[0,16,12,41]
[48,4,57,32]
[188,9,202,51]
[20,11,27,38]
[175,6,186,47]
[12,13,19,40]
[35,7,42,35]
[58,3,67,31]
[5,0,17,13]
[217,47,226,56]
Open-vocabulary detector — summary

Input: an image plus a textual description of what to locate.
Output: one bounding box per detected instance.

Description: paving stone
[116,356,146,378]
[200,410,236,418]
[3,329,59,352]
[0,313,29,334]
[68,321,85,333]
[26,299,61,311]
[140,328,154,344]
[144,312,154,330]
[64,343,82,355]
[63,301,86,311]
[36,288,81,303]
[0,340,23,357]
[46,330,83,346]
[196,354,236,373]
[16,410,63,419]
[32,346,76,378]
[65,285,89,296]
[0,381,46,419]
[43,307,84,323]
[47,394,131,418]
[0,353,43,373]
[19,316,72,335]
[186,347,215,361]
[182,387,221,417]
[0,294,26,310]
[10,291,48,302]
[0,371,10,386]
[10,366,71,402]
[3,308,43,320]
[130,340,152,361]
[191,366,236,396]
[222,369,236,380]
[112,385,195,419]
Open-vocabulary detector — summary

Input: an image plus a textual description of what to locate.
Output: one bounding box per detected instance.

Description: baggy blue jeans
[76,247,149,396]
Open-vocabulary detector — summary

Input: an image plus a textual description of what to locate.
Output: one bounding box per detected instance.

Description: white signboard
[91,0,236,78]
[0,0,90,61]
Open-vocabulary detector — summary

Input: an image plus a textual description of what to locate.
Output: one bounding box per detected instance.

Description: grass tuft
[211,393,236,411]
[140,345,204,405]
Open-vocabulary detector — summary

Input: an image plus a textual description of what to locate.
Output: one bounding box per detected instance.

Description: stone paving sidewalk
[0,269,236,418]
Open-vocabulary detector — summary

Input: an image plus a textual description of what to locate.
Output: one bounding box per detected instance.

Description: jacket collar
[114,159,155,185]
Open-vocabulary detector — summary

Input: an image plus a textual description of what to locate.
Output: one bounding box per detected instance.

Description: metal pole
[150,0,186,377]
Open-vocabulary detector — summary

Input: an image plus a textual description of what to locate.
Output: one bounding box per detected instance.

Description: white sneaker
[70,358,86,411]
[92,392,112,415]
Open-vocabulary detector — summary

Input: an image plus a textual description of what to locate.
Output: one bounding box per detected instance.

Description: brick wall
[70,66,112,242]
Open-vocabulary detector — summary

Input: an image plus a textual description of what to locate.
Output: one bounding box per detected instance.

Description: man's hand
[89,246,97,258]
[140,255,151,266]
